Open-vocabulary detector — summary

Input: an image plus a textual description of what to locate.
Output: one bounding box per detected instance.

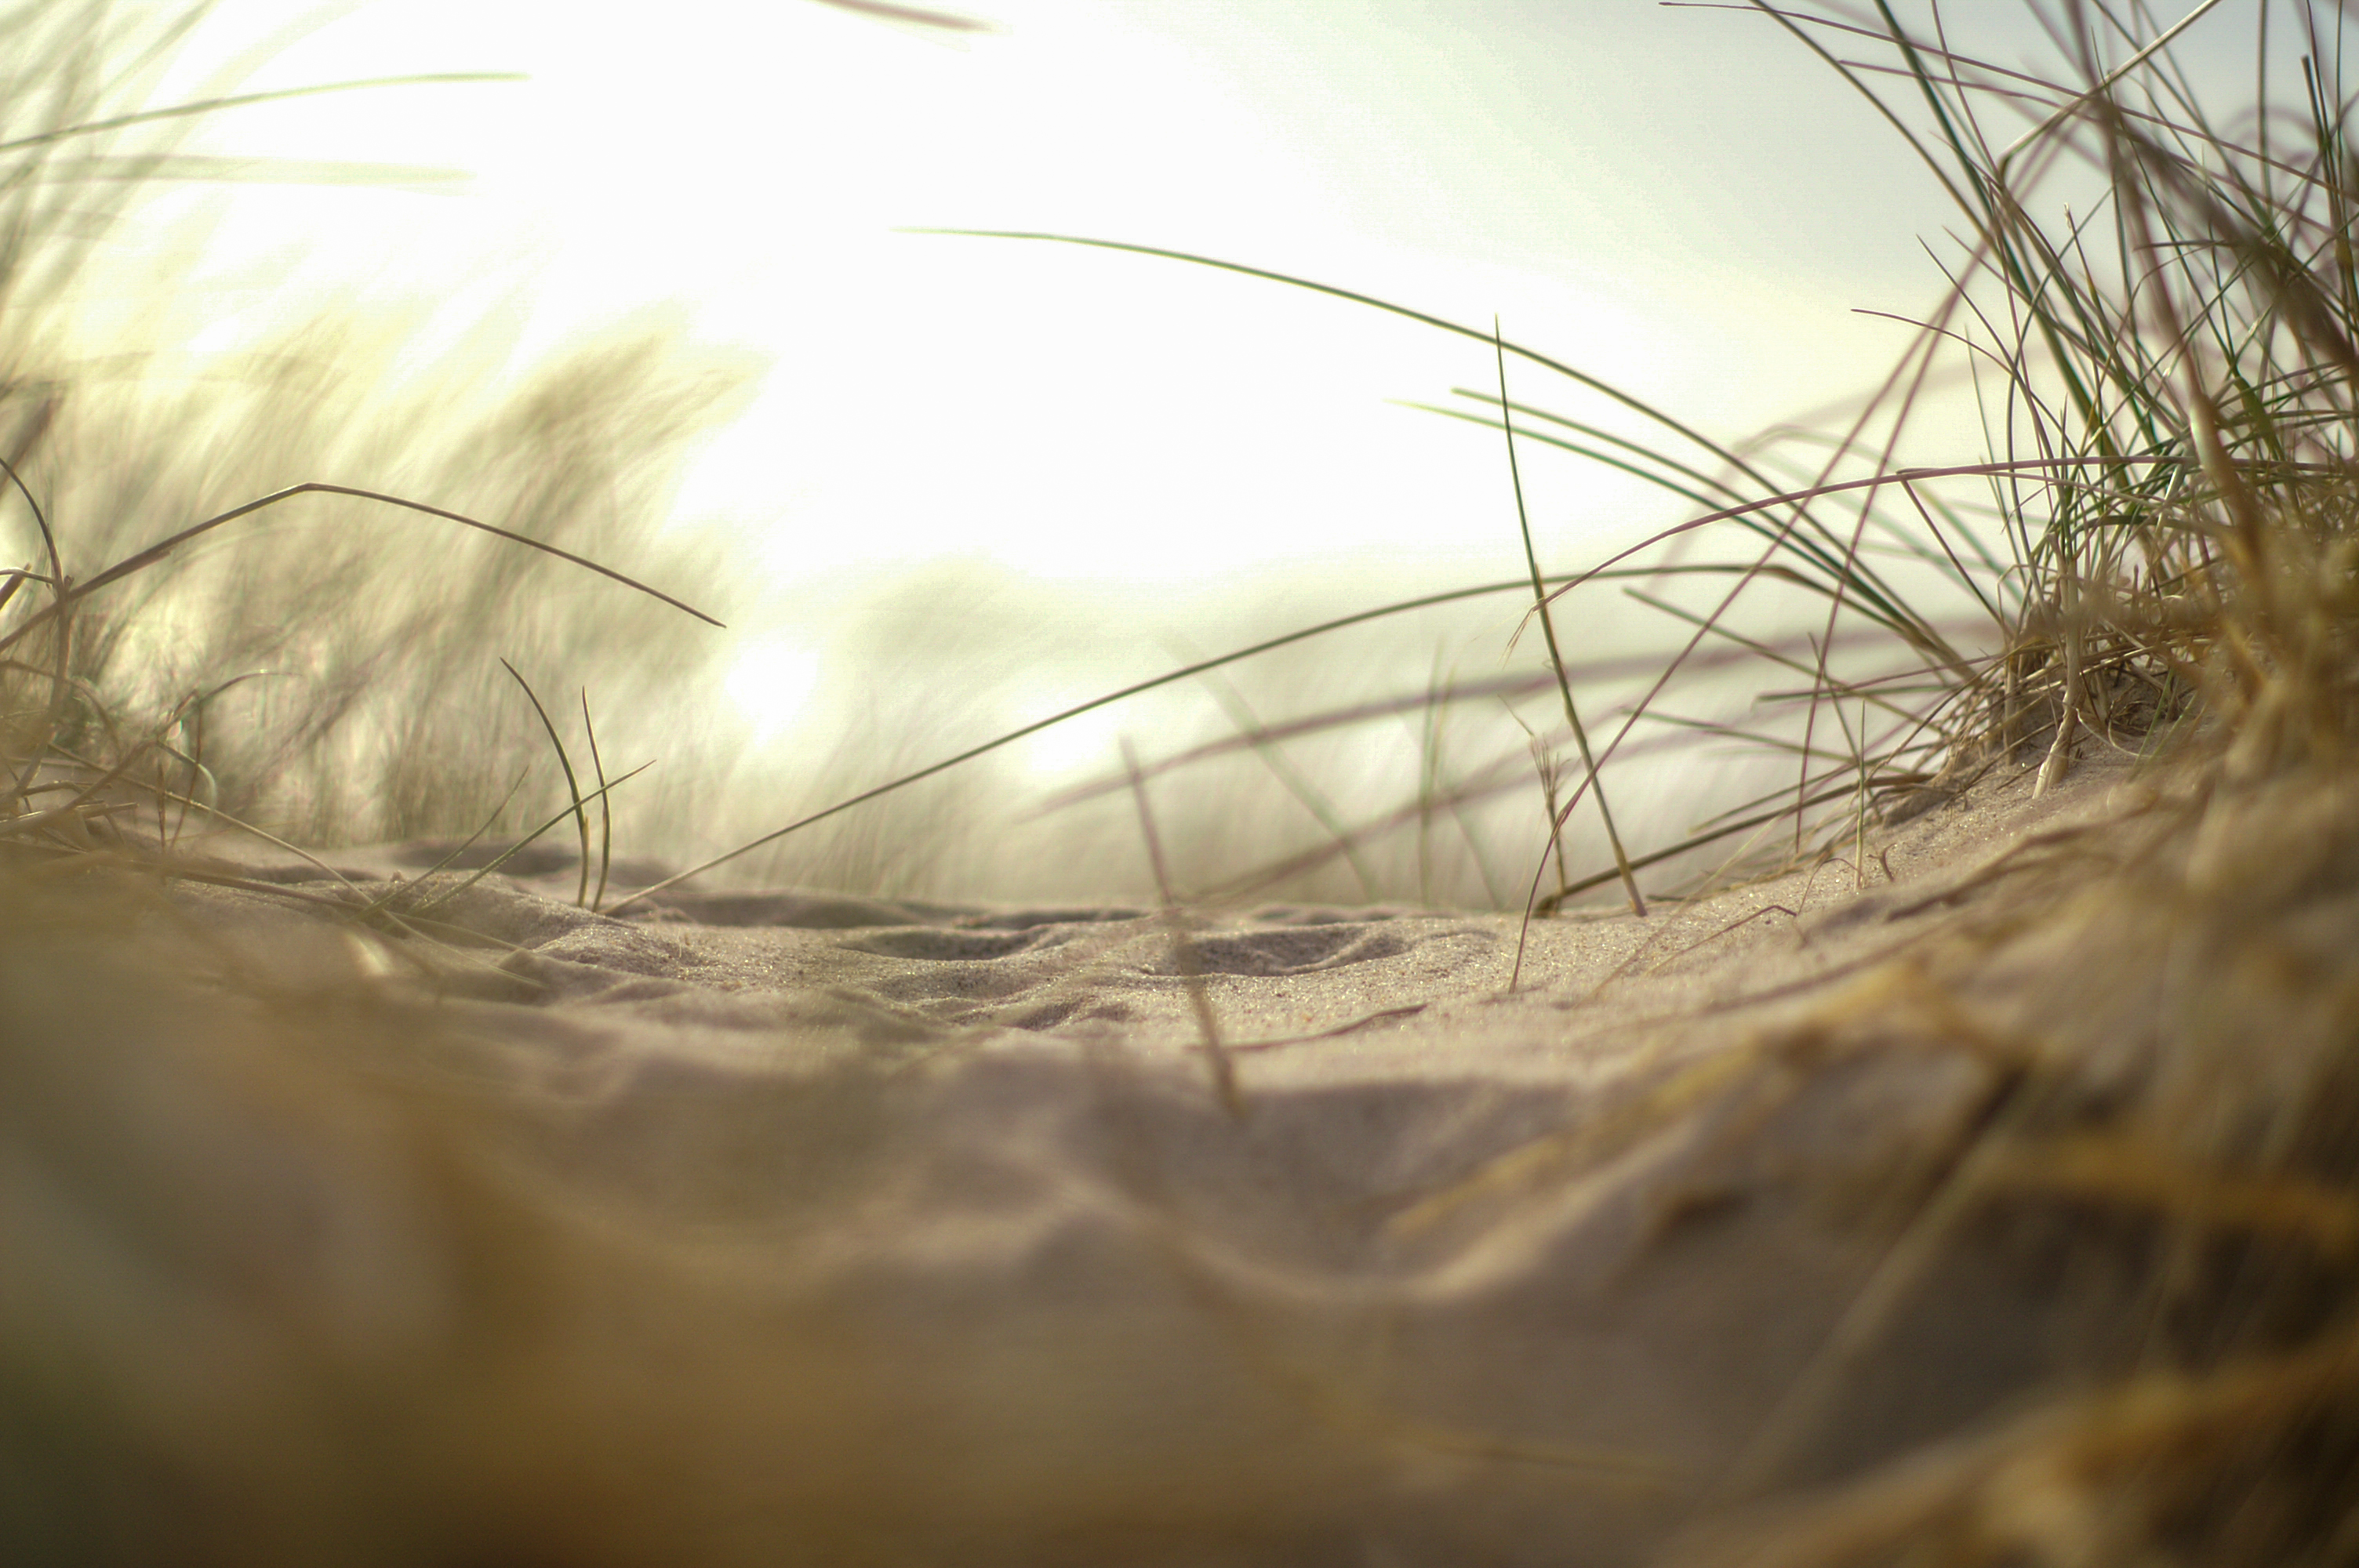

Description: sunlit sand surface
[16,750,2339,1564]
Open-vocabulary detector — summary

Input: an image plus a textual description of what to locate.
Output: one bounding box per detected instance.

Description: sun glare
[149,0,1923,597]
[722,636,826,743]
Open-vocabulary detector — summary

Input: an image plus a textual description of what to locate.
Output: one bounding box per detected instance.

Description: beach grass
[2,1,2357,1564]
[0,0,755,883]
[1,2,2340,917]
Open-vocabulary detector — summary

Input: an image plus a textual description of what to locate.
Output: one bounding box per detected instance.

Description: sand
[11,748,2344,1565]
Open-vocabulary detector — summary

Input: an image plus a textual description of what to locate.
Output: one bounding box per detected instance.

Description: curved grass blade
[0,71,529,159]
[396,760,655,921]
[0,481,725,659]
[500,659,591,908]
[581,691,615,914]
[1495,318,1644,919]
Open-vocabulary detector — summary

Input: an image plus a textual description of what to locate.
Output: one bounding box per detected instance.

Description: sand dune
[9,750,2299,1565]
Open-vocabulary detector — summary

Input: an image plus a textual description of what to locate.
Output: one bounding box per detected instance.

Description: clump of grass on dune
[17,311,748,847]
[1408,1,2359,1559]
[0,0,747,875]
[1656,2,2359,1560]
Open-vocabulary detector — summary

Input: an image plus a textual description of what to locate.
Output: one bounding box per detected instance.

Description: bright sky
[121,0,2254,750]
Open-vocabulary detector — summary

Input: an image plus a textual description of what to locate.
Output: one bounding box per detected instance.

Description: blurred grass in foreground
[0,0,750,864]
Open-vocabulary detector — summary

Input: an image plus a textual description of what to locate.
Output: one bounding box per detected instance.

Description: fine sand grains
[9,746,2351,1566]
